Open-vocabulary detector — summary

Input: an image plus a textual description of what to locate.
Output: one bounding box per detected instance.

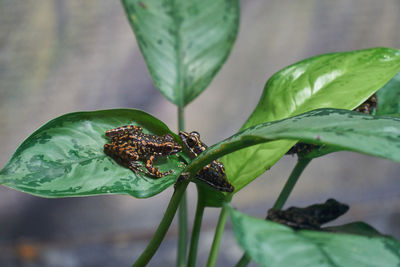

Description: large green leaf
[323,222,384,237]
[377,71,400,116]
[196,183,227,208]
[228,206,400,267]
[185,109,400,191]
[0,109,185,198]
[222,48,400,189]
[121,0,239,106]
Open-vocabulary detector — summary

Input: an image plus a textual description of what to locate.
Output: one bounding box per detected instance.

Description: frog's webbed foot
[145,155,174,178]
[128,161,146,175]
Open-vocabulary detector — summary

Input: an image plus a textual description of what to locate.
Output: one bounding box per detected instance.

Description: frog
[267,199,349,230]
[104,125,182,178]
[287,93,378,155]
[354,93,378,114]
[179,131,234,192]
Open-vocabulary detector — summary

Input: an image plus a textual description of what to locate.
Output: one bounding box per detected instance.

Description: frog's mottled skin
[179,131,234,192]
[267,199,349,230]
[354,93,378,114]
[104,125,182,178]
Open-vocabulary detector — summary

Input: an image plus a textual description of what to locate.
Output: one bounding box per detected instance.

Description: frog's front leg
[145,155,173,178]
[127,160,146,175]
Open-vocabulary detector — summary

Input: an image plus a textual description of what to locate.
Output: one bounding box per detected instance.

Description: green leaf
[185,109,400,191]
[323,222,384,237]
[121,0,239,106]
[228,206,400,267]
[299,71,400,159]
[196,183,227,208]
[0,109,185,198]
[377,71,400,116]
[222,47,400,189]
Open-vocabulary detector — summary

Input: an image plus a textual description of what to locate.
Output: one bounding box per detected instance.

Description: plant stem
[206,204,229,267]
[177,105,188,267]
[132,179,189,267]
[178,105,185,131]
[272,157,311,210]
[234,157,312,267]
[177,195,188,267]
[187,191,206,267]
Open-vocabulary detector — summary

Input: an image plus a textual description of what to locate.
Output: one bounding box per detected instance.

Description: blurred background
[0,0,400,266]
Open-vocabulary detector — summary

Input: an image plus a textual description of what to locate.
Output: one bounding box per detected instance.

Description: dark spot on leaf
[157,39,163,45]
[38,132,52,144]
[104,167,109,171]
[79,159,94,166]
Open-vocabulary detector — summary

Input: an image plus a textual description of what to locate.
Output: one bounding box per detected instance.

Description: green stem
[177,105,188,267]
[178,105,185,131]
[272,157,311,210]
[132,180,189,267]
[187,191,206,267]
[234,157,312,267]
[206,204,229,267]
[177,194,188,267]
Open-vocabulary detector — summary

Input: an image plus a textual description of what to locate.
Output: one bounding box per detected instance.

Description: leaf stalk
[177,105,188,267]
[235,157,312,267]
[132,179,189,267]
[187,190,206,267]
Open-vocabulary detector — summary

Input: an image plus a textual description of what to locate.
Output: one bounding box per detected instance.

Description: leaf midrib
[173,0,185,108]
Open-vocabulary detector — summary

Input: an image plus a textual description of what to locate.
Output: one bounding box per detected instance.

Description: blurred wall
[0,1,399,266]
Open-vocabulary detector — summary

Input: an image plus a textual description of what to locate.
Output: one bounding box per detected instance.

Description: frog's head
[179,131,200,148]
[179,131,206,159]
[154,134,182,155]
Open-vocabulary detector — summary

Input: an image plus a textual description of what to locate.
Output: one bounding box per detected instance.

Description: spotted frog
[104,125,182,178]
[354,93,378,114]
[179,131,234,192]
[267,199,349,230]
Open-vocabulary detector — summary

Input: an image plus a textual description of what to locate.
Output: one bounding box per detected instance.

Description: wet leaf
[121,0,239,106]
[196,183,227,208]
[222,47,400,189]
[377,71,400,116]
[185,109,400,191]
[228,206,400,267]
[323,222,384,237]
[0,109,185,198]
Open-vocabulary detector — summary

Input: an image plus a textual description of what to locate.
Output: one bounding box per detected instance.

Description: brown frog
[104,125,182,178]
[179,131,234,192]
[354,93,378,114]
[267,199,349,230]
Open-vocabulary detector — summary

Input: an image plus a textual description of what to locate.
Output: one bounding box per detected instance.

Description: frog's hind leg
[104,144,145,174]
[145,155,173,178]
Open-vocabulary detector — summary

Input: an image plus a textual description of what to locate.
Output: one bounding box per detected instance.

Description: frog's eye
[190,131,200,138]
[187,136,197,147]
[164,144,173,152]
